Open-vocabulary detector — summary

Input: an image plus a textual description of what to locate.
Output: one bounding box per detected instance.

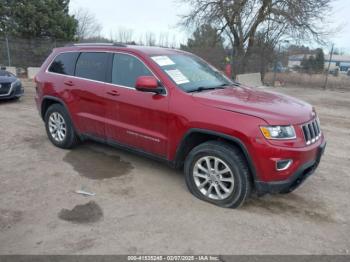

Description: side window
[48,52,79,75]
[75,52,109,82]
[112,53,153,87]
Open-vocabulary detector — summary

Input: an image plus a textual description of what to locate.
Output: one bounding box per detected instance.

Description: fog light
[276,159,293,171]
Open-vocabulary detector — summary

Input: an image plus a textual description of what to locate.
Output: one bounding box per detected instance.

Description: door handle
[106,90,120,96]
[64,80,74,86]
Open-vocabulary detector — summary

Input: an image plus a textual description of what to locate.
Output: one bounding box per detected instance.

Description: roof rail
[67,42,128,47]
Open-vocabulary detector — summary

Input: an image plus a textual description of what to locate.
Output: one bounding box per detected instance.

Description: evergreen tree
[300,48,325,73]
[308,55,316,72]
[0,0,77,40]
[181,24,226,70]
[314,48,325,73]
[301,55,310,71]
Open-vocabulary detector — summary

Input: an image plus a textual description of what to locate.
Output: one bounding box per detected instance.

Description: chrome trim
[45,50,168,96]
[301,117,322,145]
[276,159,293,171]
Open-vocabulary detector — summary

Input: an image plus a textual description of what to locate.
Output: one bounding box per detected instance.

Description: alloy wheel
[193,156,235,200]
[48,112,67,142]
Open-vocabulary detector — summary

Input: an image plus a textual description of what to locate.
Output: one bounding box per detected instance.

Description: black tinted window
[112,53,152,87]
[75,52,109,82]
[49,52,78,75]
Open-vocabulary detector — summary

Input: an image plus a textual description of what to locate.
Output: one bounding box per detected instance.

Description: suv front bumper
[255,141,326,194]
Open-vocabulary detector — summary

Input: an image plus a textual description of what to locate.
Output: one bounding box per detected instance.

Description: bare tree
[118,27,134,43]
[145,32,156,46]
[108,30,178,47]
[181,0,332,74]
[158,32,170,47]
[109,27,135,43]
[74,8,102,40]
[138,33,145,45]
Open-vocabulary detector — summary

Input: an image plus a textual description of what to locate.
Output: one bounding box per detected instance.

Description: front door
[105,53,169,157]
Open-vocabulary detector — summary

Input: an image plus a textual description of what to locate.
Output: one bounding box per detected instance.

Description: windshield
[151,54,233,92]
[0,70,12,77]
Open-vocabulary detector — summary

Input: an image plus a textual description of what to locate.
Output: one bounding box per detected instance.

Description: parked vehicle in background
[0,70,24,100]
[274,62,287,73]
[329,67,340,77]
[34,43,326,208]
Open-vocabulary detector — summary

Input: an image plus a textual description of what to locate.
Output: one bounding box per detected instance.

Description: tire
[279,185,297,194]
[12,96,20,101]
[44,104,79,149]
[184,141,251,208]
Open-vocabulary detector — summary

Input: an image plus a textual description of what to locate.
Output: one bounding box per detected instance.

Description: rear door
[47,51,80,122]
[71,52,111,138]
[104,53,169,157]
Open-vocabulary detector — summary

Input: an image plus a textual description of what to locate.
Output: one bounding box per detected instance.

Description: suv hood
[192,86,313,125]
[0,76,16,83]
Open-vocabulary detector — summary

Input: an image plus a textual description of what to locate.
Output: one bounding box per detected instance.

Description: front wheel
[184,141,251,208]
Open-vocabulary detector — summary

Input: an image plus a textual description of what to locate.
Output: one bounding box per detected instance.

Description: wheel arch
[41,96,69,120]
[174,128,258,182]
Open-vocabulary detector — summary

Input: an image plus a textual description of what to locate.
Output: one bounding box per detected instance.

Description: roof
[125,45,185,56]
[56,43,185,56]
[289,54,350,63]
[325,55,350,62]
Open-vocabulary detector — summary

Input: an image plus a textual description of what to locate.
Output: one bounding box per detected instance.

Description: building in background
[288,54,350,73]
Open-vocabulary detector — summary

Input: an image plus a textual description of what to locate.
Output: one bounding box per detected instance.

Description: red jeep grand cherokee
[35,43,326,208]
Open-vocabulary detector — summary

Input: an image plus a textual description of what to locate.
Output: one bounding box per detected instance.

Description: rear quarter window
[48,52,79,75]
[75,52,110,82]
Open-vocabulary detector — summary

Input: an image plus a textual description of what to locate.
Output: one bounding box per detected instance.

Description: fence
[0,36,69,69]
[264,71,350,90]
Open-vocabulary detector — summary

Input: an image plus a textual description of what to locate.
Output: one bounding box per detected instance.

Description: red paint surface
[35,45,325,183]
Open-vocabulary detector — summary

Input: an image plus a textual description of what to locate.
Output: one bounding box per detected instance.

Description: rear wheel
[44,104,79,149]
[184,141,251,208]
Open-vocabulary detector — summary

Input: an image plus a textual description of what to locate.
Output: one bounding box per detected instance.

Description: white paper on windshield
[165,69,190,84]
[152,56,175,66]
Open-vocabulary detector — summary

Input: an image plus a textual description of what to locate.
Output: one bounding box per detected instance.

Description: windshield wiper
[219,82,240,87]
[188,86,225,93]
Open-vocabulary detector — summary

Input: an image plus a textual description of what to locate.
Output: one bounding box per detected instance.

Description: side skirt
[80,133,176,168]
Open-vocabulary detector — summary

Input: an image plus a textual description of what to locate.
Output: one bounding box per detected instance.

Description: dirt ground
[0,80,349,255]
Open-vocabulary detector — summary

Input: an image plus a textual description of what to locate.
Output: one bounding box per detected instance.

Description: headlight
[11,79,21,87]
[260,125,296,140]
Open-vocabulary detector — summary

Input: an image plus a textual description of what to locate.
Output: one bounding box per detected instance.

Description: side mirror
[135,76,164,94]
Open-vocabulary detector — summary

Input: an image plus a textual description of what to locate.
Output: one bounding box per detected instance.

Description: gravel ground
[0,80,349,255]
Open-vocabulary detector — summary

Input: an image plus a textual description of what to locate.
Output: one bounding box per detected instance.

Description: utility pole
[5,33,11,67]
[324,44,334,90]
[273,40,289,87]
[272,44,281,87]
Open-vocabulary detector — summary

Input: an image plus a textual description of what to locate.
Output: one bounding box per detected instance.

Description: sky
[69,0,350,54]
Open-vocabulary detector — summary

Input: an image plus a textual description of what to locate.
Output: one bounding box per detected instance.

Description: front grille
[0,83,11,95]
[301,118,321,145]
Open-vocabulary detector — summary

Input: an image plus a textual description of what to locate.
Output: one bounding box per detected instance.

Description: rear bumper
[255,141,326,194]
